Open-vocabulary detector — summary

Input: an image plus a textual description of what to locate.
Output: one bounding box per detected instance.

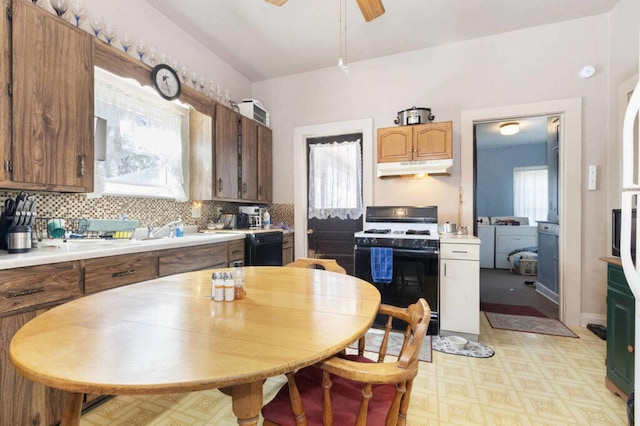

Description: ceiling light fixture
[338,0,349,75]
[499,122,520,136]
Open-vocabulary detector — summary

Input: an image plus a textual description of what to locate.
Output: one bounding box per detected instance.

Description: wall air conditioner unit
[239,99,269,127]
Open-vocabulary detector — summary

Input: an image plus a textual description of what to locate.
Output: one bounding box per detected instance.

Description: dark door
[307,133,363,275]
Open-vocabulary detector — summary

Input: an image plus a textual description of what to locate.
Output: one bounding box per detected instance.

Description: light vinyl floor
[80,314,628,425]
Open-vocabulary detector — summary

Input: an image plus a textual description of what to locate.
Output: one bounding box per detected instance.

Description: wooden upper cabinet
[414,121,452,160]
[377,121,452,163]
[258,125,272,203]
[0,0,10,185]
[377,126,413,163]
[10,0,94,192]
[215,104,240,199]
[189,108,214,200]
[241,116,258,200]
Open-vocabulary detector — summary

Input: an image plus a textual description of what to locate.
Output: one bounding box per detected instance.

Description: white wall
[73,0,252,101]
[252,13,622,324]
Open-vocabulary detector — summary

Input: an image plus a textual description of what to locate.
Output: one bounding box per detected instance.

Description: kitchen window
[92,68,189,201]
[513,166,548,225]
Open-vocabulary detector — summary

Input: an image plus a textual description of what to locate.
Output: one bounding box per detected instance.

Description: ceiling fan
[265,0,385,22]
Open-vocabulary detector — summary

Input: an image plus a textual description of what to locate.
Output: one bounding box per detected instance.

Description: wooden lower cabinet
[83,252,158,294]
[0,262,82,426]
[227,239,245,266]
[605,262,635,399]
[159,243,228,276]
[282,233,294,265]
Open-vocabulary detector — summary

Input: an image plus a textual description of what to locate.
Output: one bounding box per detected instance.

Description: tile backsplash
[1,190,294,231]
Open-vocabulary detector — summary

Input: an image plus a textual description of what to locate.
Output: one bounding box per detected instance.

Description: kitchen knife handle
[77,155,86,177]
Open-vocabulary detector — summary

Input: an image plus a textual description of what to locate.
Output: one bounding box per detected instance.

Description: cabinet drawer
[227,240,245,262]
[0,262,81,315]
[83,253,158,294]
[159,243,227,276]
[440,243,480,260]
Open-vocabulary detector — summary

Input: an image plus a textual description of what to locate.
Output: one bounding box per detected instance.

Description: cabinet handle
[628,345,634,353]
[4,287,45,298]
[112,269,136,278]
[242,182,247,194]
[258,185,263,196]
[452,250,468,254]
[77,155,86,177]
[443,263,447,277]
[231,249,243,256]
[218,178,223,192]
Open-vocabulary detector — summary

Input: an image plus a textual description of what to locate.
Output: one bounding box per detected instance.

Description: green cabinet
[606,263,635,398]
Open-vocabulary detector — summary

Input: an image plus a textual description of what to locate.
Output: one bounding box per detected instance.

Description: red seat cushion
[262,355,397,426]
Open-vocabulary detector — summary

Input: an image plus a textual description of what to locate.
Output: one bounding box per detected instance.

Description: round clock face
[151,64,181,101]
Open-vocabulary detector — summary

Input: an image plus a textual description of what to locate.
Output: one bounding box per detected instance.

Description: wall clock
[150,64,181,101]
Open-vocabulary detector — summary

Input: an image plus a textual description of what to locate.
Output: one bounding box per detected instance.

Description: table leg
[60,392,83,426]
[231,381,263,426]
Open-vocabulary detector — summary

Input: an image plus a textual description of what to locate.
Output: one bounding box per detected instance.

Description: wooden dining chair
[262,298,431,426]
[285,257,347,274]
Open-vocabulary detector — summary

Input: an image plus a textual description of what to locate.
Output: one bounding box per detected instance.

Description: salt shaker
[223,272,235,301]
[212,272,224,302]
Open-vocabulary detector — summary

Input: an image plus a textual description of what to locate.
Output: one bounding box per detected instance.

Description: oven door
[354,246,439,334]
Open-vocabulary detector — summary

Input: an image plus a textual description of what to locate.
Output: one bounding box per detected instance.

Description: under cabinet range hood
[376,158,453,177]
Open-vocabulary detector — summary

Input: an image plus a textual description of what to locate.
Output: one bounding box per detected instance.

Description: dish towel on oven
[370,247,393,284]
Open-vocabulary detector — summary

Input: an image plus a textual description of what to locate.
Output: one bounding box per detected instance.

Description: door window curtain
[308,140,363,220]
[513,166,548,225]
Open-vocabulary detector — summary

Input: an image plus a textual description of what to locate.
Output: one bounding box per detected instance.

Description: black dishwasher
[245,232,283,265]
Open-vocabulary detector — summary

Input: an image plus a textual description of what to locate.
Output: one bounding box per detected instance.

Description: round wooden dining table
[10,266,381,426]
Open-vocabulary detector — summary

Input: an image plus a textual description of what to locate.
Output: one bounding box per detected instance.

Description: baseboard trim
[581,312,606,328]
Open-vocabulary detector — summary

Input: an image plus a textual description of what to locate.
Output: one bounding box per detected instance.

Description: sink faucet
[148,220,181,239]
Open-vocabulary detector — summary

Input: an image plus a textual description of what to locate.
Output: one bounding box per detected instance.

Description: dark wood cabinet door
[215,104,240,199]
[241,117,258,200]
[11,0,94,192]
[258,125,272,202]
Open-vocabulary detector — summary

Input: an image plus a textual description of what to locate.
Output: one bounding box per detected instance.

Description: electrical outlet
[192,206,202,218]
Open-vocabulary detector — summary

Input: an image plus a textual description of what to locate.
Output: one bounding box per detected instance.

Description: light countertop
[439,234,481,244]
[0,233,246,271]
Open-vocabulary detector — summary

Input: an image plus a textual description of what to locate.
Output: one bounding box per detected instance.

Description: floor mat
[485,312,578,337]
[348,328,432,362]
[480,302,547,317]
[432,336,495,358]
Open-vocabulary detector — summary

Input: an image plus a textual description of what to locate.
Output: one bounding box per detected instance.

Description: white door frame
[293,118,374,258]
[461,98,582,326]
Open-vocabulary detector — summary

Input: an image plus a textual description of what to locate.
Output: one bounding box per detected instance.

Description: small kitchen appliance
[220,213,250,230]
[353,206,439,334]
[239,206,265,229]
[394,106,435,126]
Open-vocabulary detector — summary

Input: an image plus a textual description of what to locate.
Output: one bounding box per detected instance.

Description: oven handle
[355,247,439,256]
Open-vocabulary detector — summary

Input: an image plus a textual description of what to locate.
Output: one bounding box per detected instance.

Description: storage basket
[518,259,538,276]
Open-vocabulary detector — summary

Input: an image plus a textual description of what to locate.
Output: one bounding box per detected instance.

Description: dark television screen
[613,208,636,257]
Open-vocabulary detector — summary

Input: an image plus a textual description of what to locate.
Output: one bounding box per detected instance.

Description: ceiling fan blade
[265,0,288,5]
[355,0,385,22]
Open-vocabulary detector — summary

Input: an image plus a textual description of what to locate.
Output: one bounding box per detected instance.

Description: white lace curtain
[94,70,187,201]
[513,166,548,225]
[308,140,363,220]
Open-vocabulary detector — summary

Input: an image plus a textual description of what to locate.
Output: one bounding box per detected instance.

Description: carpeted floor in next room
[480,267,559,319]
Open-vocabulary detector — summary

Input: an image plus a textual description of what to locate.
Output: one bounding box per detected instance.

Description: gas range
[354,206,439,250]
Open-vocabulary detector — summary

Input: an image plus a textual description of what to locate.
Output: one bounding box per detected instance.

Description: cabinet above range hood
[377,158,453,177]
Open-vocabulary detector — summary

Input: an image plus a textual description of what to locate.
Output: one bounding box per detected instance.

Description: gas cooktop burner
[406,229,431,235]
[364,229,391,234]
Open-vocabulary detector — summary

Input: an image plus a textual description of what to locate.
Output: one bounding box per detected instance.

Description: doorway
[474,115,560,318]
[293,118,374,264]
[461,98,583,326]
[306,133,363,274]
